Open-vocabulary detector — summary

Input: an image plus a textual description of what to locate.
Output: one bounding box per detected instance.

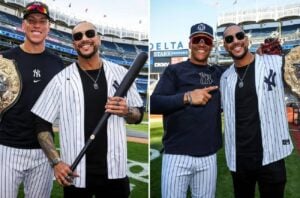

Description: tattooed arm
[35,116,60,165]
[105,96,144,124]
[37,131,60,164]
[35,116,77,186]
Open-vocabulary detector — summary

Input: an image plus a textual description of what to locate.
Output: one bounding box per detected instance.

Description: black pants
[64,176,130,198]
[231,159,286,198]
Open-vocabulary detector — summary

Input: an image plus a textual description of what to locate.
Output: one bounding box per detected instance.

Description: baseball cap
[190,23,214,39]
[23,1,50,20]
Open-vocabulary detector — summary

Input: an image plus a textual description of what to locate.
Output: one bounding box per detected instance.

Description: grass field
[127,111,149,132]
[150,119,300,198]
[127,123,148,132]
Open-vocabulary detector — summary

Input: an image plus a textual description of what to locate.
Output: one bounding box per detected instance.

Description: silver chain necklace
[80,67,101,90]
[235,64,250,88]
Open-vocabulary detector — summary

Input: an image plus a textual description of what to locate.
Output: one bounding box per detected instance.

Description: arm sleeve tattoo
[37,131,60,162]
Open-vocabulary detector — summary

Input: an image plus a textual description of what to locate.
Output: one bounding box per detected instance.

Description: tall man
[220,24,293,198]
[0,2,64,198]
[32,21,144,197]
[151,23,222,198]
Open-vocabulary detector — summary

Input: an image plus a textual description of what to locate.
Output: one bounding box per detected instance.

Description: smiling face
[189,33,213,65]
[22,13,50,46]
[223,25,249,60]
[72,22,100,59]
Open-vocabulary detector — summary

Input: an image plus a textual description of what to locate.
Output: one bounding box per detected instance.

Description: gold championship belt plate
[284,46,300,98]
[0,58,21,118]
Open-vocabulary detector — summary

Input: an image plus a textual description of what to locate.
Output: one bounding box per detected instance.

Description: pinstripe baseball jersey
[220,54,293,172]
[31,60,143,188]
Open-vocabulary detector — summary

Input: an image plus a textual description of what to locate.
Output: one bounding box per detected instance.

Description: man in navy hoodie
[151,22,223,198]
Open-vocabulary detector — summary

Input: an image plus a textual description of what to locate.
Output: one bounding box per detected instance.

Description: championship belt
[284,46,300,98]
[0,58,22,119]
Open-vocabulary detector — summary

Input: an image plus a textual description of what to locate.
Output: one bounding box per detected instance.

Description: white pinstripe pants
[0,144,53,198]
[161,153,217,198]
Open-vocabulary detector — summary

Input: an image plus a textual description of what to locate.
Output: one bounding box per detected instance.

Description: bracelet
[50,157,62,167]
[187,92,193,105]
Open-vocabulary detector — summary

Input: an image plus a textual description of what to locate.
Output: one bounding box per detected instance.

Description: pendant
[93,83,99,90]
[238,81,244,88]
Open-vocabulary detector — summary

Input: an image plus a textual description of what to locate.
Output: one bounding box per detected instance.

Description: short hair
[222,23,244,37]
[72,21,97,32]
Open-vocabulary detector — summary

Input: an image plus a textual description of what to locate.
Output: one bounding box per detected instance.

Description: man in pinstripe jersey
[0,2,64,198]
[31,21,144,198]
[220,24,293,198]
[151,23,223,198]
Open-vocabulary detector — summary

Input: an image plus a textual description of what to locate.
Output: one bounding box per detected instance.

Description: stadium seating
[116,43,137,53]
[136,78,148,94]
[282,25,299,36]
[101,40,119,51]
[0,11,21,26]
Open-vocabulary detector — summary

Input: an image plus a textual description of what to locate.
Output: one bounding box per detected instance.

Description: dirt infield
[150,114,162,119]
[127,137,148,144]
[150,114,162,122]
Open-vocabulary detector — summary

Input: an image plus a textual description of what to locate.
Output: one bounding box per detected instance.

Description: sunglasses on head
[72,29,96,41]
[26,5,48,15]
[191,36,213,46]
[224,32,245,44]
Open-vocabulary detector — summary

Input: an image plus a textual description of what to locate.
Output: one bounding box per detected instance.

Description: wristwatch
[124,107,134,118]
[50,157,62,167]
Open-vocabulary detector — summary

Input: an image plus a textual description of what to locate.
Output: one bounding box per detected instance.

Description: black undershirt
[76,63,108,182]
[0,47,64,149]
[235,59,263,171]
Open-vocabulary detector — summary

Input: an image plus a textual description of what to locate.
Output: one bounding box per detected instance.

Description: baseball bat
[70,51,148,171]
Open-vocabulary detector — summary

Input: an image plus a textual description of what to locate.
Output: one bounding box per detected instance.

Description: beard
[228,45,248,60]
[77,45,98,59]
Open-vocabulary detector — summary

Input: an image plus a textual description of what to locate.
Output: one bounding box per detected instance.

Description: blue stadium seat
[115,43,137,53]
[101,41,118,51]
[136,78,148,94]
[0,11,22,27]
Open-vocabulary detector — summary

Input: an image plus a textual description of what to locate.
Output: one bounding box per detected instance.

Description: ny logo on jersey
[33,69,41,83]
[264,69,276,91]
[33,69,41,78]
[199,72,213,85]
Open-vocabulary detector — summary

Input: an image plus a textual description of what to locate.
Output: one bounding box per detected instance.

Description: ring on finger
[65,175,73,182]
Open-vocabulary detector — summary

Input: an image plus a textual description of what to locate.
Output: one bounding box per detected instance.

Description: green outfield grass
[127,123,148,132]
[126,111,149,132]
[150,119,300,198]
